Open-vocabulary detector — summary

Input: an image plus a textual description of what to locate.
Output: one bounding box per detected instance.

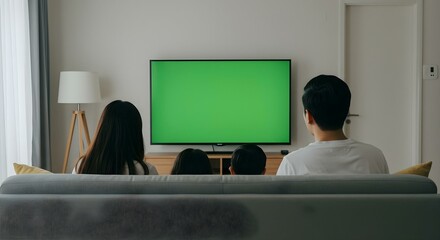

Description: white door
[342,2,422,172]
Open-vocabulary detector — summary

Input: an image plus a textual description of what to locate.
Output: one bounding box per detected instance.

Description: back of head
[171,148,212,175]
[78,100,147,174]
[231,144,266,175]
[302,75,351,130]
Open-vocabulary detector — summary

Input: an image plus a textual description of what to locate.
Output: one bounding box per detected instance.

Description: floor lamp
[58,71,101,173]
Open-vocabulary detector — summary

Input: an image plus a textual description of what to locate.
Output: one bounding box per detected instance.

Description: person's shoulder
[72,158,84,174]
[349,139,386,160]
[283,144,316,161]
[278,144,315,175]
[130,161,157,175]
[349,139,382,151]
[145,161,159,175]
[131,161,148,175]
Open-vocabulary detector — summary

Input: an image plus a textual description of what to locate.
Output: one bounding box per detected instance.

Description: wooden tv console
[144,152,284,175]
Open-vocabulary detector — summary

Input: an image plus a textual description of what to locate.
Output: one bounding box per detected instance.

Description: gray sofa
[0,174,439,240]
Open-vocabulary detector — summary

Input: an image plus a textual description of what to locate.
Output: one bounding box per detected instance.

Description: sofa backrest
[0,174,436,194]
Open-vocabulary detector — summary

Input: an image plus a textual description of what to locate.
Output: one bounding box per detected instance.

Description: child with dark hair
[171,148,212,175]
[229,144,266,175]
[277,75,389,175]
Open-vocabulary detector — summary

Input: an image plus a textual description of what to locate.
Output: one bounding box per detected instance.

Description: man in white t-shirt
[276,75,389,175]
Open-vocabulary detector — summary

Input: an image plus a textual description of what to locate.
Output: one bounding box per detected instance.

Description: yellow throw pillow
[395,161,432,177]
[13,163,52,174]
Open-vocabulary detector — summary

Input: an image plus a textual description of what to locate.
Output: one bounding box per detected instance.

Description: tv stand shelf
[144,152,284,175]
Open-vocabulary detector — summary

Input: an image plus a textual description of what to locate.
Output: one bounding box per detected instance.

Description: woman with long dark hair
[73,100,157,175]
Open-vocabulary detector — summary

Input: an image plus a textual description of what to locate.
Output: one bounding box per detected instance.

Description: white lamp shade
[58,71,101,103]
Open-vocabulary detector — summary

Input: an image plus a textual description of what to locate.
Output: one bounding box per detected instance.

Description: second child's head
[171,148,212,175]
[230,144,266,175]
[302,75,351,131]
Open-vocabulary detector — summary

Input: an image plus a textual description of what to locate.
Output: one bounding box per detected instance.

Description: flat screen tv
[150,59,291,145]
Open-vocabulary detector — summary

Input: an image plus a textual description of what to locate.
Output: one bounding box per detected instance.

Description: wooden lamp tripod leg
[78,111,91,156]
[79,111,91,146]
[78,112,83,156]
[62,112,78,173]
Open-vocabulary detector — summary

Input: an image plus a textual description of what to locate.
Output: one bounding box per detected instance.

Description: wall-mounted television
[150,59,291,145]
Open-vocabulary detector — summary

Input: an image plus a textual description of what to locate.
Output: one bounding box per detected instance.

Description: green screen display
[150,60,291,144]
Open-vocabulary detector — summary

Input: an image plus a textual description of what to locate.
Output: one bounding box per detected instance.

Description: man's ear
[304,110,315,124]
[261,167,266,175]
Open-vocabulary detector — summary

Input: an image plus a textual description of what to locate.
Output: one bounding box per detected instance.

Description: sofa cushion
[395,161,432,177]
[13,163,52,175]
[0,174,436,194]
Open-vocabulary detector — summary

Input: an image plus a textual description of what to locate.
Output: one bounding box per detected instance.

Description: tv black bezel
[149,59,292,145]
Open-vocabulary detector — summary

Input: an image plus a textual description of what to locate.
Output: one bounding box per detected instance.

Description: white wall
[48,0,440,186]
[422,0,440,188]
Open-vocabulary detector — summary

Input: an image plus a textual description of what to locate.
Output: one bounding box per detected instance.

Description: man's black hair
[302,75,351,130]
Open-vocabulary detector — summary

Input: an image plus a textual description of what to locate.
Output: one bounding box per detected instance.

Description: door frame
[338,0,423,165]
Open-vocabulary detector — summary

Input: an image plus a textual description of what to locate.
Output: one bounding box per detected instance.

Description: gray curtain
[29,0,51,170]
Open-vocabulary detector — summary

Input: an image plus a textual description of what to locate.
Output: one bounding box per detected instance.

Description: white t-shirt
[72,160,158,175]
[276,139,389,175]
